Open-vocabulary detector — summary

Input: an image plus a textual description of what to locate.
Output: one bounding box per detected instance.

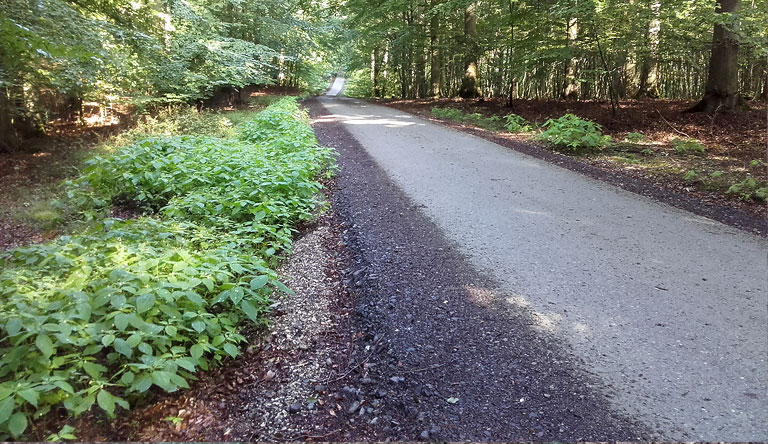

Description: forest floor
[379,97,767,228]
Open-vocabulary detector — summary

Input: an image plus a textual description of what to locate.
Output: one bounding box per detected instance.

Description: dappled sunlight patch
[464,284,496,308]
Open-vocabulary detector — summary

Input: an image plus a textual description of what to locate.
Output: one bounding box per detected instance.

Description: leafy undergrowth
[413,100,768,206]
[0,97,335,439]
[0,93,282,250]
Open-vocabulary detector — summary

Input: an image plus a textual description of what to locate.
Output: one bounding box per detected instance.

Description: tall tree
[458,2,481,98]
[429,0,442,97]
[687,0,749,112]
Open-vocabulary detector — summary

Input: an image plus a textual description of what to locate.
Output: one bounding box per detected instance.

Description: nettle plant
[672,138,707,156]
[431,107,465,120]
[0,98,334,439]
[537,114,611,151]
[727,177,767,202]
[504,114,532,133]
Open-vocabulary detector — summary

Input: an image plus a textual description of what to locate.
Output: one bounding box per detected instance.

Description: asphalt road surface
[314,80,768,440]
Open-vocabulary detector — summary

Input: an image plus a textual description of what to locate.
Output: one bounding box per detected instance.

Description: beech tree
[687,0,750,112]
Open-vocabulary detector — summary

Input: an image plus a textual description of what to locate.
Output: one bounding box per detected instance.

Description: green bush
[537,114,611,150]
[430,107,505,130]
[672,138,707,156]
[0,97,334,439]
[431,107,465,120]
[727,177,767,202]
[504,114,532,132]
[624,132,647,143]
[682,169,699,182]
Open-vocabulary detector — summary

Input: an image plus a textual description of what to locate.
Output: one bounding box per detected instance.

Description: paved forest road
[311,82,767,440]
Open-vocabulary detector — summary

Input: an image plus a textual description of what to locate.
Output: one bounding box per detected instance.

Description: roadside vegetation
[0,97,335,440]
[418,102,767,207]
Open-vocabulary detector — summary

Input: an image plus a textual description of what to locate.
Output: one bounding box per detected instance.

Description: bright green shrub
[431,107,465,120]
[504,114,532,132]
[682,169,699,181]
[431,107,505,130]
[0,97,334,439]
[537,114,611,150]
[672,138,707,156]
[624,132,646,143]
[727,177,767,202]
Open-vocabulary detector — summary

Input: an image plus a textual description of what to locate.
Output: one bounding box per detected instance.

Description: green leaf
[190,344,205,360]
[126,334,142,348]
[54,380,75,394]
[114,313,130,331]
[8,412,27,437]
[191,320,206,333]
[165,325,178,337]
[110,294,127,309]
[5,318,23,336]
[35,334,55,358]
[18,389,39,408]
[97,389,115,415]
[240,299,260,323]
[102,334,116,346]
[176,358,196,372]
[185,291,204,306]
[138,342,153,355]
[223,343,239,358]
[83,361,107,378]
[136,294,156,314]
[249,275,269,290]
[120,372,135,385]
[0,387,13,401]
[150,371,175,392]
[131,375,152,393]
[274,280,294,295]
[113,338,133,357]
[0,397,15,424]
[73,395,95,416]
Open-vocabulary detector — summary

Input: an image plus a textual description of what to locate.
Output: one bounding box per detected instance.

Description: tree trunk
[0,87,20,153]
[635,0,661,98]
[372,49,382,97]
[505,0,518,107]
[561,17,579,99]
[760,68,768,101]
[458,3,481,98]
[429,0,441,97]
[686,0,749,112]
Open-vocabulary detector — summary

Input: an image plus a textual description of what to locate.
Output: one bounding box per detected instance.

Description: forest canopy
[0,0,344,150]
[341,0,768,108]
[2,0,766,151]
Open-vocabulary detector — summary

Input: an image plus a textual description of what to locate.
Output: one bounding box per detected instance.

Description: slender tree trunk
[372,49,382,97]
[505,0,518,107]
[687,0,749,112]
[561,17,579,99]
[429,0,441,97]
[0,87,20,152]
[458,3,481,98]
[761,69,768,101]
